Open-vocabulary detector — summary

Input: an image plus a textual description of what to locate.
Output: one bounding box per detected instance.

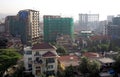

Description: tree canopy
[0,49,22,76]
[64,65,75,77]
[56,46,67,55]
[88,60,101,77]
[79,57,101,77]
[79,57,90,75]
[113,54,120,73]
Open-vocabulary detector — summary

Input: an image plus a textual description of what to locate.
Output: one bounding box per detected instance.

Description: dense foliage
[79,57,101,77]
[56,46,67,55]
[88,60,101,77]
[113,54,120,73]
[0,49,22,76]
[64,65,75,77]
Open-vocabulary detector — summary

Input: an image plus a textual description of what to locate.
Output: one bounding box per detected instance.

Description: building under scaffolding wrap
[43,15,74,43]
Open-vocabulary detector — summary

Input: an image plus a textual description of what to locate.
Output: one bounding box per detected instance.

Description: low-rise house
[24,43,58,77]
[58,55,80,70]
[56,35,74,52]
[98,57,115,71]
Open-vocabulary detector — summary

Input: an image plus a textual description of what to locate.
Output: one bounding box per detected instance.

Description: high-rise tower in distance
[79,13,99,31]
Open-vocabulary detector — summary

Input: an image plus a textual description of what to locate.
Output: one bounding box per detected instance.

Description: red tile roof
[83,52,100,58]
[7,42,14,47]
[32,43,55,50]
[42,51,57,57]
[90,35,110,40]
[58,55,79,67]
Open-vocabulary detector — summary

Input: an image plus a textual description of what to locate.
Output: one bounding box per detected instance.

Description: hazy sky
[1,0,120,21]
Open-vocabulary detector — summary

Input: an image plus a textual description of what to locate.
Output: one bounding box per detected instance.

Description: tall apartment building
[107,16,120,39]
[5,9,40,45]
[107,15,114,23]
[44,15,74,43]
[0,23,5,33]
[79,13,99,31]
[95,20,108,35]
[107,25,120,39]
[5,16,17,34]
[24,43,58,77]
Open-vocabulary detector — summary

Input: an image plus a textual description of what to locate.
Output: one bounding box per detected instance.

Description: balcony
[46,58,55,64]
[34,57,43,64]
[34,52,41,57]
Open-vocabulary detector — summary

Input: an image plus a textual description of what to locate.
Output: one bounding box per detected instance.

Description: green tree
[56,46,67,55]
[0,49,22,77]
[79,57,101,77]
[57,61,65,77]
[88,46,97,52]
[64,65,75,77]
[88,60,101,77]
[79,57,90,77]
[81,48,88,53]
[113,54,120,74]
[100,44,109,52]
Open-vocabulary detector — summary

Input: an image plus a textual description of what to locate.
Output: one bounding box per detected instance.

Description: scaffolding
[44,16,74,43]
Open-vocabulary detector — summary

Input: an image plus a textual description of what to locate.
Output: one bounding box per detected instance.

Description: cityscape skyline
[1,0,120,21]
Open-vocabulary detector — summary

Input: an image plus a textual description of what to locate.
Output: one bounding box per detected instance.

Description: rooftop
[98,57,115,64]
[58,55,79,67]
[83,52,100,58]
[81,31,92,33]
[19,9,39,12]
[42,51,57,57]
[90,35,110,40]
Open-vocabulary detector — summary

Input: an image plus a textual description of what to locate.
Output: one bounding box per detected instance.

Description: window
[35,57,43,64]
[36,66,41,69]
[48,65,53,69]
[28,57,32,64]
[28,58,32,61]
[46,70,55,76]
[28,64,32,68]
[34,51,40,56]
[26,51,32,55]
[46,58,55,63]
[36,70,41,75]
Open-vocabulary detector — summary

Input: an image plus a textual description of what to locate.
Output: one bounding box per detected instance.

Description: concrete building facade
[107,16,120,39]
[0,23,5,33]
[24,43,58,77]
[79,13,99,31]
[5,9,40,45]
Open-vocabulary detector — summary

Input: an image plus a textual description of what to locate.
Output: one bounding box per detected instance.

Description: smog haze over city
[1,0,120,77]
[1,0,120,20]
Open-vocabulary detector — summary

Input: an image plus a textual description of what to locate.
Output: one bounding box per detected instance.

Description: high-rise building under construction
[43,15,74,43]
[5,9,40,45]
